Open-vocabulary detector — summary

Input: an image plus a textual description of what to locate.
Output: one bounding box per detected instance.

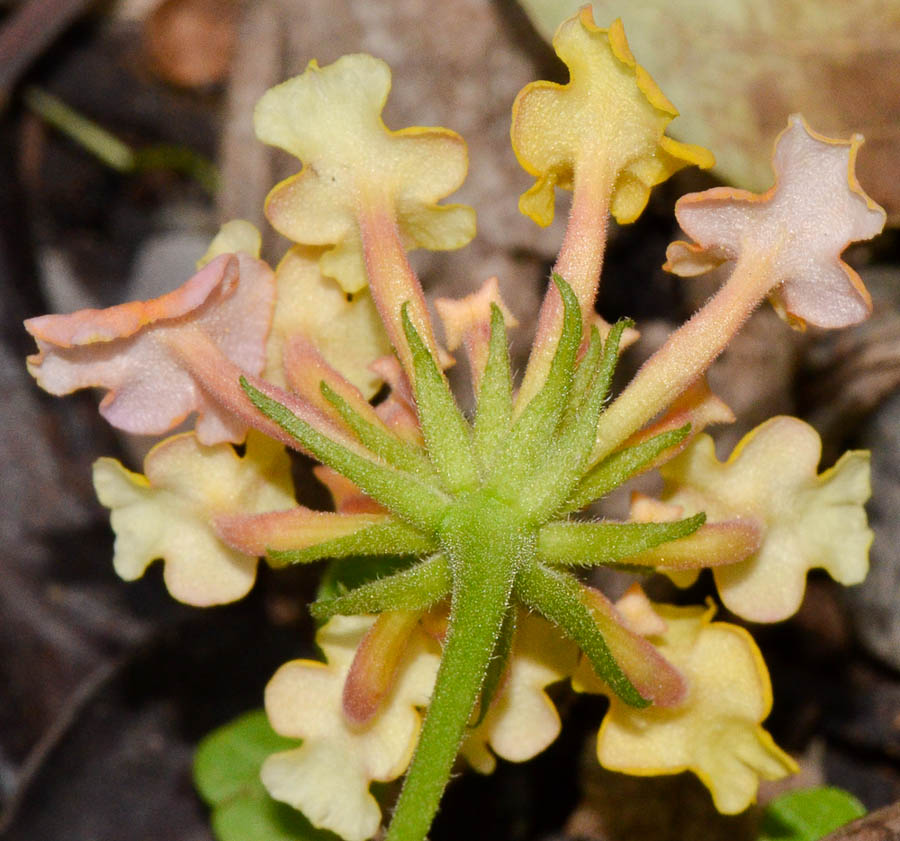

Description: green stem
[386,496,525,841]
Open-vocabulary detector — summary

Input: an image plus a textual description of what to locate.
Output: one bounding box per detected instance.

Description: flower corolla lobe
[254,53,475,294]
[666,115,886,328]
[25,252,276,444]
[511,8,713,227]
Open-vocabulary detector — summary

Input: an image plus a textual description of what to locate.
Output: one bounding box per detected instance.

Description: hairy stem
[386,498,525,841]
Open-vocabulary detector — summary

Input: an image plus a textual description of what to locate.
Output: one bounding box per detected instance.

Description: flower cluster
[25,7,883,841]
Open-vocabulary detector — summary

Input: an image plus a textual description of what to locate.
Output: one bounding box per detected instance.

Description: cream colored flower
[92,431,294,605]
[262,615,440,841]
[196,219,262,267]
[254,54,475,294]
[660,417,872,622]
[595,602,797,814]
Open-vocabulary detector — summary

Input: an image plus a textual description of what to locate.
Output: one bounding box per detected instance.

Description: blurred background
[1,1,899,838]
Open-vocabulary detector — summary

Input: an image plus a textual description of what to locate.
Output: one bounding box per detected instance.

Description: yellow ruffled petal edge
[596,603,797,814]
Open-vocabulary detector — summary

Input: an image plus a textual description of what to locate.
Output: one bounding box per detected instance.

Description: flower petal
[660,418,872,621]
[197,219,262,267]
[265,246,392,398]
[666,116,886,328]
[262,615,440,840]
[435,276,518,392]
[93,431,294,605]
[254,54,475,294]
[511,11,713,227]
[596,602,797,814]
[26,253,276,444]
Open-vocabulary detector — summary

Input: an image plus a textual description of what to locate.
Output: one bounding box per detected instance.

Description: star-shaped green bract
[241,275,702,841]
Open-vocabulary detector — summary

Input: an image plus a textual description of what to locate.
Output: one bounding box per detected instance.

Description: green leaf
[571,318,630,424]
[487,274,581,494]
[267,520,436,567]
[514,558,647,707]
[565,424,690,513]
[320,380,433,476]
[194,709,338,841]
[402,303,479,493]
[471,606,517,727]
[521,319,633,520]
[316,554,417,602]
[757,786,866,841]
[561,324,603,429]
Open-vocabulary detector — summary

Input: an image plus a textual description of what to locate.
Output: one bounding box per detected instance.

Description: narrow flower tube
[343,610,423,726]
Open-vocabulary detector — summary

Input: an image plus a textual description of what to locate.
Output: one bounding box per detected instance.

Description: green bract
[243,274,703,841]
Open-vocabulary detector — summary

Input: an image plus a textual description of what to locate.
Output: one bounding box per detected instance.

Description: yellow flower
[511,9,713,227]
[254,53,475,295]
[595,602,797,814]
[660,417,872,622]
[92,431,294,605]
[262,615,440,841]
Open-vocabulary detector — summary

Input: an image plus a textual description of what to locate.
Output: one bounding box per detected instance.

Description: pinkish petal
[667,116,886,329]
[614,584,666,637]
[26,254,276,444]
[434,277,518,391]
[283,335,384,434]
